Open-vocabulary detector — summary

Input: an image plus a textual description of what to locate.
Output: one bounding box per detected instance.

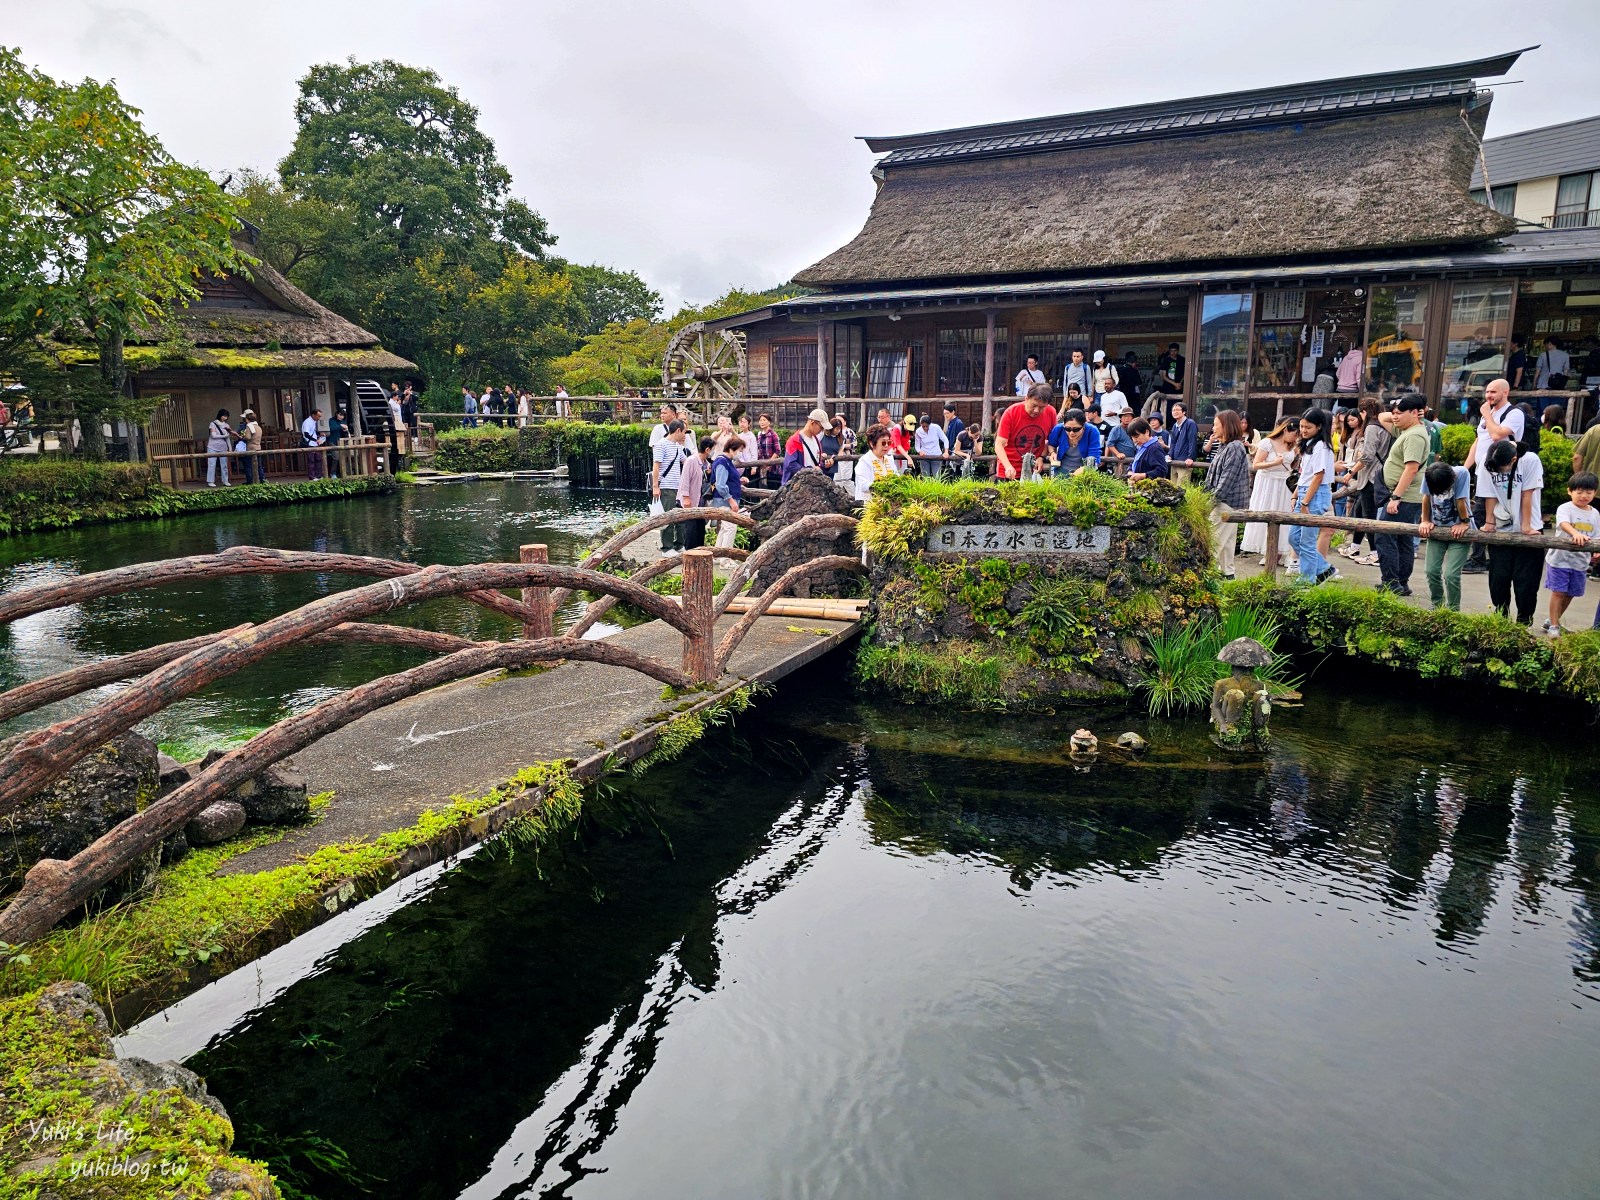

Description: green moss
[854,639,1126,711]
[1221,575,1600,703]
[0,986,274,1196]
[1,766,582,1010]
[630,689,753,775]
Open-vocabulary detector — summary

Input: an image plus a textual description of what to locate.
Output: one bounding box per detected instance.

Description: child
[1545,471,1597,636]
[1420,461,1473,610]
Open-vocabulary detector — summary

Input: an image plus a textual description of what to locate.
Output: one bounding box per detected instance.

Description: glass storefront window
[1198,293,1251,411]
[1367,285,1430,391]
[1440,282,1513,408]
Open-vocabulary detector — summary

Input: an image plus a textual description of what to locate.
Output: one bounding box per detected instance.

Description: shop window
[1441,282,1514,405]
[1367,285,1430,391]
[867,342,923,399]
[1198,293,1251,408]
[770,342,817,397]
[1019,333,1085,391]
[936,326,1008,395]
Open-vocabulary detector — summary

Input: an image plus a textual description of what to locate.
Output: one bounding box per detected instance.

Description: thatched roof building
[714,47,1600,432]
[796,105,1514,286]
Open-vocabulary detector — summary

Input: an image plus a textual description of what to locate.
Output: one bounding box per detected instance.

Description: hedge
[434,420,654,474]
[0,460,395,536]
[1221,575,1600,704]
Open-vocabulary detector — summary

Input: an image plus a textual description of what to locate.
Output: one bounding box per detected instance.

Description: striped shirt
[654,438,687,489]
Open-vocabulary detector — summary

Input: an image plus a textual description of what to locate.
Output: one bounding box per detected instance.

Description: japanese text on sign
[926,524,1112,554]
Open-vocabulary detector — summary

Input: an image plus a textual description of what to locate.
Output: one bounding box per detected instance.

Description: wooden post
[1264,518,1280,581]
[981,310,997,435]
[816,322,828,403]
[681,547,716,683]
[520,544,552,639]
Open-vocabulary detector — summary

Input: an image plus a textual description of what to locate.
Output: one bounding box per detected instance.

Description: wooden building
[123,225,415,459]
[715,48,1600,430]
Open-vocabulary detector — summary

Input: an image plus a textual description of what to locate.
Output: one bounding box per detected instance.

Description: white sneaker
[1338,545,1356,557]
[662,548,681,557]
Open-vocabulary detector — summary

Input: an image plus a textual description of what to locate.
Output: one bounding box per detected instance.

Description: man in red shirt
[994,383,1057,479]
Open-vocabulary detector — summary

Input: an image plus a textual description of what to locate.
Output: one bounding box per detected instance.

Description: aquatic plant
[1137,606,1297,716]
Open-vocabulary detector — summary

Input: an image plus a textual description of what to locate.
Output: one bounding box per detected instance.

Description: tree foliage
[0,46,246,458]
[563,264,662,337]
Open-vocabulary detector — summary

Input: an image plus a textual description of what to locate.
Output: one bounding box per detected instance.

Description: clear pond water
[6,484,1598,1198]
[0,481,639,753]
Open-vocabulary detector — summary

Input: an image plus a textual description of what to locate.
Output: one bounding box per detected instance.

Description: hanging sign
[1259,289,1307,322]
[1309,328,1326,359]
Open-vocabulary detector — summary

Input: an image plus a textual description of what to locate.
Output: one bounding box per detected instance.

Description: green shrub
[1540,432,1573,509]
[1137,606,1297,715]
[1439,423,1475,466]
[1220,576,1600,703]
[0,469,394,536]
[435,426,520,472]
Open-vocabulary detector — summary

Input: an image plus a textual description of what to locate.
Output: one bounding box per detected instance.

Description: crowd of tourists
[642,370,1600,636]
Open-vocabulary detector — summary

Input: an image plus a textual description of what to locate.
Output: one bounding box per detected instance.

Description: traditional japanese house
[119,224,416,464]
[715,47,1600,431]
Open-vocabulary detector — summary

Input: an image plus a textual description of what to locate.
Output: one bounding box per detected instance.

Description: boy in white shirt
[1545,471,1597,636]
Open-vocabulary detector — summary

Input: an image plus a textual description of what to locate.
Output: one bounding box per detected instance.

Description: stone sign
[926,524,1112,554]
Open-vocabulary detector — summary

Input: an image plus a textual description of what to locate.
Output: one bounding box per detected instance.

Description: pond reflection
[154,677,1600,1200]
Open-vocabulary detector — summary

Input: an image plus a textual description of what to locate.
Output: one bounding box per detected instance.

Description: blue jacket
[1047,421,1101,469]
[1129,438,1170,480]
[1168,417,1197,463]
[711,455,743,505]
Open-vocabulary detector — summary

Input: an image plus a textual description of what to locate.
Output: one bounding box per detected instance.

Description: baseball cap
[1093,350,1106,362]
[807,407,830,423]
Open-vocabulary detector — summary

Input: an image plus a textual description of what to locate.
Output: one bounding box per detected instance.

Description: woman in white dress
[1240,418,1299,566]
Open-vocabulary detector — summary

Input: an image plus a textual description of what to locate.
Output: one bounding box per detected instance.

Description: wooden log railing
[1218,507,1590,581]
[0,505,865,944]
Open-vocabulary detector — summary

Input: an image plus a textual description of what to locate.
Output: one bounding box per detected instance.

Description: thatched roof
[796,106,1516,287]
[129,246,393,352]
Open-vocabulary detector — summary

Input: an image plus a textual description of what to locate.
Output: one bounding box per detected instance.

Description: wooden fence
[0,509,863,944]
[149,440,388,488]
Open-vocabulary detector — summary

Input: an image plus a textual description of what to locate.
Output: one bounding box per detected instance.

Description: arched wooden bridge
[0,507,864,944]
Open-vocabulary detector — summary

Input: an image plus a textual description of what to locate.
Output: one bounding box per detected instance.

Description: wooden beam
[816,322,828,402]
[981,310,997,434]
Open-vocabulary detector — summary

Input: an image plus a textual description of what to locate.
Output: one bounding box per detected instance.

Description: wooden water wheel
[662,323,746,401]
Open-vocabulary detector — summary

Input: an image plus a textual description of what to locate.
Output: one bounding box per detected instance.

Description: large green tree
[563,264,662,338]
[0,47,246,458]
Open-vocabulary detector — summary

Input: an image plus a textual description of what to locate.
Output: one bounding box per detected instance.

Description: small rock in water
[1069,728,1099,756]
[1115,731,1148,755]
[185,800,247,846]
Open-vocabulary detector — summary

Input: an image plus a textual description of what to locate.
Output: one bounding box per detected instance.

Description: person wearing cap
[781,407,833,485]
[1085,401,1109,443]
[237,408,263,483]
[1062,349,1092,401]
[1091,350,1119,400]
[1373,394,1431,595]
[1104,409,1137,469]
[912,413,949,477]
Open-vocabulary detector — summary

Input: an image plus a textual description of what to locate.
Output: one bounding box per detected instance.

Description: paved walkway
[220,613,857,875]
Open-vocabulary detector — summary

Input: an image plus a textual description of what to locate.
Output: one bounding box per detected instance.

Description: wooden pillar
[681,547,716,683]
[1183,290,1203,413]
[816,322,828,403]
[981,310,997,434]
[520,544,552,640]
[1264,519,1280,581]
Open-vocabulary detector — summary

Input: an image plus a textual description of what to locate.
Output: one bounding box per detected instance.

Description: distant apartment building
[1471,114,1600,229]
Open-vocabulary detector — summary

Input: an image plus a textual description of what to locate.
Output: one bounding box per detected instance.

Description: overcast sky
[4,0,1597,310]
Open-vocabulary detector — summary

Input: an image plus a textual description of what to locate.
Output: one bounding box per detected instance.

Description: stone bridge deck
[219,612,860,876]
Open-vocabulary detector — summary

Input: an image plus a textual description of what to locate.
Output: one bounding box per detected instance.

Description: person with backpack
[710,436,745,548]
[676,436,714,551]
[782,409,833,485]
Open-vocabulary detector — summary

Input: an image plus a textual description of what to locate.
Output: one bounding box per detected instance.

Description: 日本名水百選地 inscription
[926,524,1111,554]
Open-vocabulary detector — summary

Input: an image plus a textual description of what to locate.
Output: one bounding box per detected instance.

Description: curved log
[0,563,693,818]
[566,546,747,640]
[0,636,691,945]
[714,556,867,673]
[712,513,860,618]
[0,625,250,726]
[549,506,756,611]
[0,545,535,628]
[0,624,478,728]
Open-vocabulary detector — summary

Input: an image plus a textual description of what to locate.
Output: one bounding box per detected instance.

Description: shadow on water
[168,670,1600,1200]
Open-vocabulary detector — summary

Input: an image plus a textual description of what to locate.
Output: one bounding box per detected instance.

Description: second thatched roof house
[711,47,1600,430]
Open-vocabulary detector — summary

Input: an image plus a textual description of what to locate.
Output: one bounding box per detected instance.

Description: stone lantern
[1210,637,1273,751]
